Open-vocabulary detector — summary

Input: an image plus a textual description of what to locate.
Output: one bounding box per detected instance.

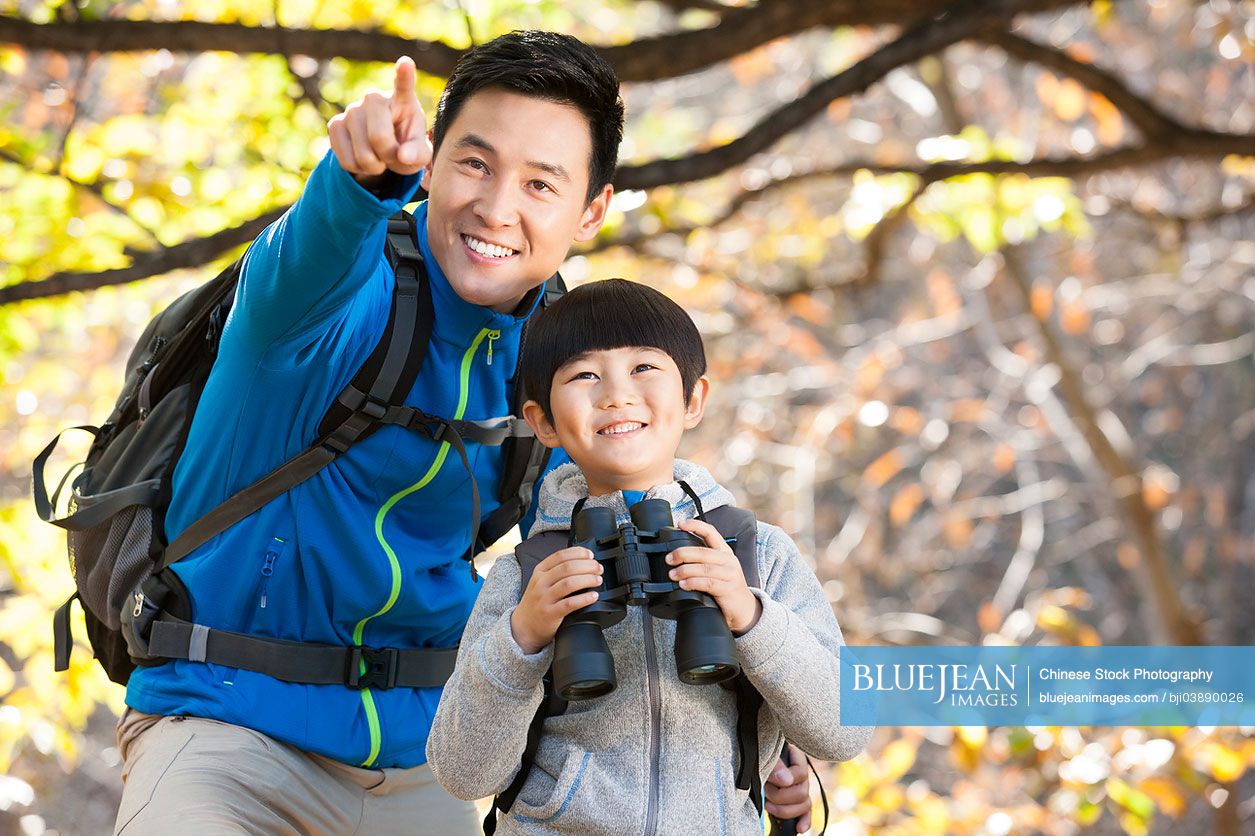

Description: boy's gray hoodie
[427,459,871,835]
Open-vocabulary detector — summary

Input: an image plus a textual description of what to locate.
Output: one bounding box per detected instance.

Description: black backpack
[34,211,561,688]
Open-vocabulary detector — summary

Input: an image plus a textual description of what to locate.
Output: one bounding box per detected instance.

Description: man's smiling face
[423,87,612,313]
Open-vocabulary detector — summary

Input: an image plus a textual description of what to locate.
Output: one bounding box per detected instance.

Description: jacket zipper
[486,329,499,365]
[642,610,662,836]
[354,325,496,767]
[257,537,285,609]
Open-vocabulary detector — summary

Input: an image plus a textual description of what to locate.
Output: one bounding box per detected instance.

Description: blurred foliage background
[1,0,1253,833]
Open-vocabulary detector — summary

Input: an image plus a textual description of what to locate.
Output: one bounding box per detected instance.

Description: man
[114,31,813,835]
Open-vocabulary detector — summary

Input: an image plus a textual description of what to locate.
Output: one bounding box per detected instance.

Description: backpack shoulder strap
[485,524,571,834]
[677,484,768,815]
[162,211,432,568]
[472,272,568,558]
[697,504,759,589]
[513,529,570,589]
[317,211,432,443]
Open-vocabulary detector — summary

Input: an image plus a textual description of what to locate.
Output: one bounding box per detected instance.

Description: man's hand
[765,742,813,832]
[510,548,604,655]
[328,56,433,187]
[669,519,762,635]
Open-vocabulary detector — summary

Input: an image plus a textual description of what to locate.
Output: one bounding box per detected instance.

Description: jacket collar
[411,200,544,345]
[528,459,737,537]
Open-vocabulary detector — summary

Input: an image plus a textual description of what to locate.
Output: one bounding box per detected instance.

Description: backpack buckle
[346,646,399,690]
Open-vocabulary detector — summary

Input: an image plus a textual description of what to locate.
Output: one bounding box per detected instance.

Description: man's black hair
[521,279,707,421]
[432,31,624,205]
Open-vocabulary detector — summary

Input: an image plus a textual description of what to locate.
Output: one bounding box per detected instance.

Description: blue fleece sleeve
[230,150,422,351]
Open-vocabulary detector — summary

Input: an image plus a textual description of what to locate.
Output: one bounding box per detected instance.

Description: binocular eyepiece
[552,498,741,701]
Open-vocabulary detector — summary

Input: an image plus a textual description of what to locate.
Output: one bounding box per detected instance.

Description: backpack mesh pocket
[67,496,156,631]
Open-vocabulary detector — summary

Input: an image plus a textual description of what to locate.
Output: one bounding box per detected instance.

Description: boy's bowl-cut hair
[521,279,707,422]
[432,31,625,205]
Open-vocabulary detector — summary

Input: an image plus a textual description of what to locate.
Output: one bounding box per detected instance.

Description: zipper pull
[258,539,284,609]
[486,330,500,366]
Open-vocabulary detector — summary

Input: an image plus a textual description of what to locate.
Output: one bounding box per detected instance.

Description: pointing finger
[392,56,418,105]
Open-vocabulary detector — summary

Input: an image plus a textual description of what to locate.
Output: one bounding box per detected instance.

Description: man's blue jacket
[126,151,566,769]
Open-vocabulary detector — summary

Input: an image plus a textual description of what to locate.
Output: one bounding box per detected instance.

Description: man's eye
[464,159,489,172]
[531,180,554,193]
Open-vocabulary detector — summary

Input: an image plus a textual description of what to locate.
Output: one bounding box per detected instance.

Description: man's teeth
[463,235,516,259]
[600,422,643,435]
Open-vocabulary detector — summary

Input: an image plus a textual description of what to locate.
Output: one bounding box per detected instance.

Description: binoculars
[553,498,741,700]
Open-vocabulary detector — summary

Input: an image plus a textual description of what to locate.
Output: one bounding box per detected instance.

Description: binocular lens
[674,606,740,686]
[553,621,617,700]
[572,505,617,543]
[684,662,739,684]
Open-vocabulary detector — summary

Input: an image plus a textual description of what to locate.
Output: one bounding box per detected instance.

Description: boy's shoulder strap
[514,529,569,590]
[677,479,759,588]
[698,504,759,589]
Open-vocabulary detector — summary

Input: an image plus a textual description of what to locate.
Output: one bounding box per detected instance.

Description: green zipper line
[354,327,495,767]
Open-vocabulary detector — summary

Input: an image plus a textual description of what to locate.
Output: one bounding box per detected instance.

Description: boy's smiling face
[524,346,709,496]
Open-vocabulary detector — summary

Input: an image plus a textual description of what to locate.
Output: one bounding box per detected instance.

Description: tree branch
[0,1,1083,83]
[613,0,1083,190]
[0,207,287,304]
[593,137,1253,256]
[978,30,1183,140]
[857,177,931,284]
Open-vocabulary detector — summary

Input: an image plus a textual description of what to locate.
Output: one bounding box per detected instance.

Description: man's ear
[573,184,613,243]
[522,399,562,449]
[683,376,710,429]
[420,128,435,188]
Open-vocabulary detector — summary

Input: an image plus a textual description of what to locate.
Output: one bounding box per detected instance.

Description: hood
[528,458,736,537]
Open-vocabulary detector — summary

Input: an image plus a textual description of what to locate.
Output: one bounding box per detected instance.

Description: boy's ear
[573,184,613,243]
[522,399,562,449]
[682,376,711,430]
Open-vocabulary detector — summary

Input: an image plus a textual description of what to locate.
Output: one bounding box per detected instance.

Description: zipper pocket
[258,537,286,609]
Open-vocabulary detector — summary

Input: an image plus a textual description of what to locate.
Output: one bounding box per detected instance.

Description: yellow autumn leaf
[880,737,918,782]
[1199,741,1247,783]
[1138,776,1186,818]
[869,783,905,812]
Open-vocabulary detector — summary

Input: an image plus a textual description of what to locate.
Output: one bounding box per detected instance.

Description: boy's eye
[633,363,657,374]
[569,370,598,381]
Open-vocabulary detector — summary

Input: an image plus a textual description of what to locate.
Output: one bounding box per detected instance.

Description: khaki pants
[114,710,480,835]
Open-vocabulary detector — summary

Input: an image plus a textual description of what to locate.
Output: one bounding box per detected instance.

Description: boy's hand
[511,547,604,655]
[328,56,433,186]
[765,742,813,832]
[669,519,762,635]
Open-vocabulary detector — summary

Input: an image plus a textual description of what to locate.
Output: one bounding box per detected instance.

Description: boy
[427,279,871,834]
